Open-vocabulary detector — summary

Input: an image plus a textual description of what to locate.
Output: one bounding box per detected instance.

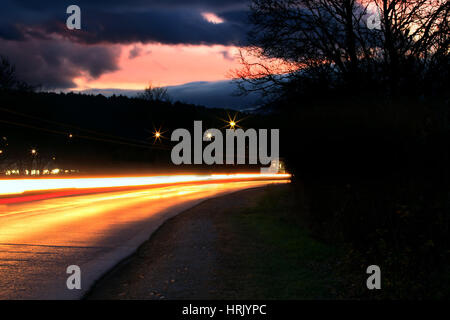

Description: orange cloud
[201,12,225,24]
[74,43,241,90]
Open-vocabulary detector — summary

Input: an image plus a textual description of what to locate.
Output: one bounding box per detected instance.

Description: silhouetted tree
[0,55,38,92]
[234,0,449,98]
[138,83,172,103]
[0,56,16,90]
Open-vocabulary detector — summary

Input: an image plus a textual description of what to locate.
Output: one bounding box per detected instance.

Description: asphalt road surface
[0,178,288,299]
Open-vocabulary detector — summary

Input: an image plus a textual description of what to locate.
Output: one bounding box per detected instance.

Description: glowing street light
[152,130,163,143]
[31,149,37,155]
[149,125,167,144]
[221,112,242,130]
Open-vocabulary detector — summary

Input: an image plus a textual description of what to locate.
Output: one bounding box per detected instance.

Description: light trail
[0,179,290,299]
[0,173,291,197]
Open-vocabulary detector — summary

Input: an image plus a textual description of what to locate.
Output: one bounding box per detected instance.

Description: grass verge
[216,185,345,299]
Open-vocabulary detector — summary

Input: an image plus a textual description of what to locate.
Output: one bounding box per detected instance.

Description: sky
[0,0,257,108]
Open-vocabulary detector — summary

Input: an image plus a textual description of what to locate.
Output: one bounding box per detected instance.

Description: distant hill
[77,80,264,111]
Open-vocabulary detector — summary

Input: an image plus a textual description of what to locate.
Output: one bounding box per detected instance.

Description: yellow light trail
[0,173,291,196]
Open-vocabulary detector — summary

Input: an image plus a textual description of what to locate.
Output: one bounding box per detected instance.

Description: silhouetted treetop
[138,83,172,103]
[0,55,38,92]
[234,0,449,99]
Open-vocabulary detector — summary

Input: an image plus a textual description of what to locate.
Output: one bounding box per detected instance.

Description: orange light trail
[0,173,291,198]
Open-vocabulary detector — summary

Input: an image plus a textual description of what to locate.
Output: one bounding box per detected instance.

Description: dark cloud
[0,38,120,88]
[0,1,252,89]
[2,0,251,46]
[56,10,247,45]
[128,45,143,59]
[13,1,248,12]
[220,50,236,62]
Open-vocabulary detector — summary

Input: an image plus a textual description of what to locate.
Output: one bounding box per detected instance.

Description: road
[0,175,289,299]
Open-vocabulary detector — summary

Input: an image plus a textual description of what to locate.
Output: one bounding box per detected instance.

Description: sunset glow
[73,43,241,91]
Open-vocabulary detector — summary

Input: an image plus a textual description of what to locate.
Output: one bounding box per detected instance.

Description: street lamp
[221,112,242,130]
[151,126,167,143]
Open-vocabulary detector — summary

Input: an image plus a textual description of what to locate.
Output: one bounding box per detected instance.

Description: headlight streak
[0,173,291,197]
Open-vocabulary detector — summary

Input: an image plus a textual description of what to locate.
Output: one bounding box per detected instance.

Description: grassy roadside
[215,185,346,299]
[87,184,352,300]
[87,183,449,300]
